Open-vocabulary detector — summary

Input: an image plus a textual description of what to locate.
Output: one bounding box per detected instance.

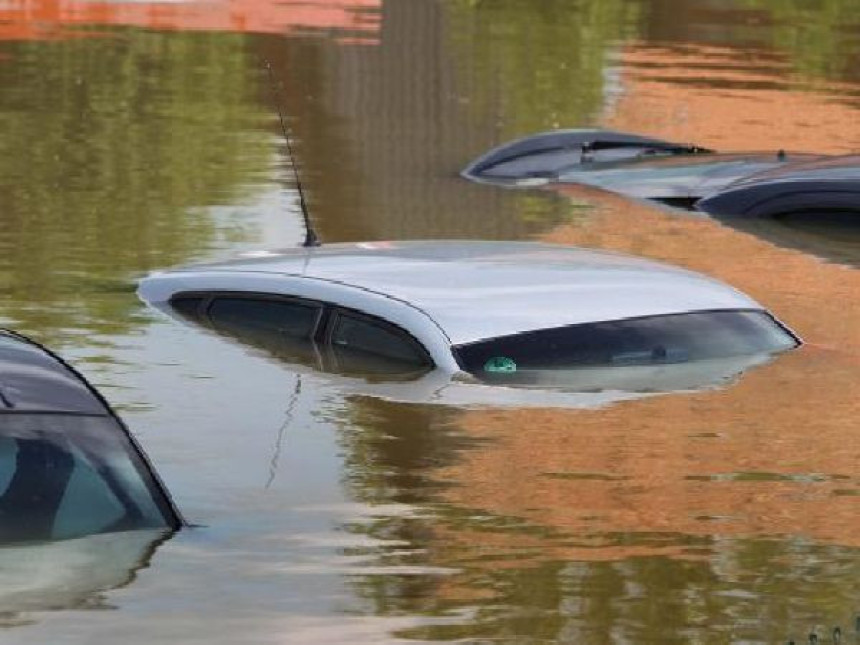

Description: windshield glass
[455,310,798,385]
[0,414,177,544]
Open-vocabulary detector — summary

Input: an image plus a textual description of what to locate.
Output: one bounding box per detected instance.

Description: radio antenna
[264,60,320,248]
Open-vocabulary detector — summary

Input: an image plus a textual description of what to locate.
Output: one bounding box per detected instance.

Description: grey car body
[138,241,799,405]
[697,154,860,217]
[462,129,859,217]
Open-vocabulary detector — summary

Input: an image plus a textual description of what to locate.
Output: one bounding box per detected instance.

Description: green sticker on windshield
[484,356,517,373]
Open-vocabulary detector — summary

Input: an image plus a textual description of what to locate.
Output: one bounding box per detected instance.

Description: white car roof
[140,241,760,346]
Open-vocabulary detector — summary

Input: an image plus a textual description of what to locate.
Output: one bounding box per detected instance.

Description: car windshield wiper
[478,139,713,178]
[578,139,711,159]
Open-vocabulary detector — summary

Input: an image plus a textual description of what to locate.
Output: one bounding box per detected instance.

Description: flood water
[2,0,860,642]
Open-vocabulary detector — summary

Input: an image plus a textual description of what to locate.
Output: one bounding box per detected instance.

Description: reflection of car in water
[0,330,181,616]
[138,241,799,405]
[0,528,171,618]
[463,129,860,264]
[717,210,860,268]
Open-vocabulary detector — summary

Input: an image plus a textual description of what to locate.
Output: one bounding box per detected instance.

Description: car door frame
[154,272,461,374]
[319,305,435,377]
[171,291,330,372]
[170,291,438,377]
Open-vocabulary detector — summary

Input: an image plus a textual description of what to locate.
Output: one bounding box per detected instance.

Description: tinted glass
[170,296,204,321]
[330,312,431,376]
[456,310,797,381]
[209,297,320,338]
[207,297,322,361]
[0,414,176,544]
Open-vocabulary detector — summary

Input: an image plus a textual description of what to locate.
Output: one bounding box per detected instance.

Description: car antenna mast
[264,60,320,248]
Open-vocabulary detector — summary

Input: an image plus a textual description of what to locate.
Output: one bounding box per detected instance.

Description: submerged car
[0,330,181,544]
[462,129,860,218]
[138,241,799,403]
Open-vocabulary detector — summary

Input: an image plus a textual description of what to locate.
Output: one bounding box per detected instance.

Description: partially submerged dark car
[0,330,181,544]
[462,129,860,218]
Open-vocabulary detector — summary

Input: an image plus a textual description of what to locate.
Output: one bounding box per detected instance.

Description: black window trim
[170,291,327,340]
[324,307,435,370]
[168,292,436,371]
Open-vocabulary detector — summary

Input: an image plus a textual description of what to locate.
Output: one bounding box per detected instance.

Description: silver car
[138,241,799,404]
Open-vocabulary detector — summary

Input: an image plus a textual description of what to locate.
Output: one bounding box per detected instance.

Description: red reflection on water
[0,0,381,42]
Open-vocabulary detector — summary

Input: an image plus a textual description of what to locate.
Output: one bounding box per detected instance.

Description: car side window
[208,297,320,339]
[329,311,431,375]
[206,296,322,364]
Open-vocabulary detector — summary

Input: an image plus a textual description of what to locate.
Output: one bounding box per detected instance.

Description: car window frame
[170,292,326,335]
[322,307,435,375]
[172,291,328,367]
[169,292,437,376]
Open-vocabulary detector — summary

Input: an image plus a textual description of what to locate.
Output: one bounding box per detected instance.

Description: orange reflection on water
[605,43,860,154]
[0,0,380,42]
[440,42,860,558]
[440,187,860,554]
[445,349,860,549]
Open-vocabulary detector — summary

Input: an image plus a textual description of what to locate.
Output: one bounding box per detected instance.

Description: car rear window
[454,310,798,381]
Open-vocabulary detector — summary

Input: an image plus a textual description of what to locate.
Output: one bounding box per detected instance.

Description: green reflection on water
[740,0,860,82]
[0,30,267,340]
[445,0,642,136]
[445,0,860,139]
[343,501,860,643]
[387,538,860,643]
[336,398,480,506]
[337,393,860,642]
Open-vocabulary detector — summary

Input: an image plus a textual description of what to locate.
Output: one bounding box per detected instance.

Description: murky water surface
[2,0,860,642]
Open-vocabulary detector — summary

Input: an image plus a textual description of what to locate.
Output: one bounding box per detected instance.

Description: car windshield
[0,413,177,544]
[454,310,798,385]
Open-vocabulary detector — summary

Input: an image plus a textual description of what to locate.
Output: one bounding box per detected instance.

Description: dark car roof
[555,152,824,200]
[0,331,108,415]
[697,154,860,217]
[723,154,860,187]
